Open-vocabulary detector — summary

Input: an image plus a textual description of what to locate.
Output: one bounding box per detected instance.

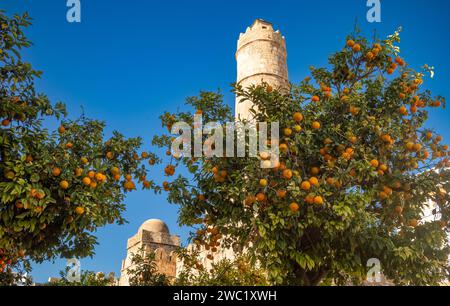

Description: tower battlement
[235,19,289,120]
[118,219,180,285]
[237,19,286,54]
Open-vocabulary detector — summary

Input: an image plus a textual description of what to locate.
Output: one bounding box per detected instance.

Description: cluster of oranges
[346,39,407,76]
[194,225,222,262]
[0,247,26,273]
[1,96,29,128]
[164,165,175,176]
[211,166,227,183]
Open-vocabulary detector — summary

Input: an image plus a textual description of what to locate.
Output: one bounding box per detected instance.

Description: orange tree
[0,11,157,279]
[175,249,268,286]
[151,29,450,285]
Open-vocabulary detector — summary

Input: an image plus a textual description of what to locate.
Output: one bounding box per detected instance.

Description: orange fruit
[379,191,388,200]
[256,193,266,202]
[58,125,66,134]
[141,152,149,159]
[301,181,311,191]
[395,57,405,66]
[65,142,73,149]
[244,195,256,206]
[52,167,61,177]
[305,194,315,204]
[125,174,132,181]
[262,160,272,168]
[219,170,227,178]
[309,177,319,187]
[88,171,95,179]
[114,174,121,181]
[15,201,24,209]
[59,180,69,190]
[313,196,324,205]
[408,219,418,228]
[399,106,408,115]
[311,96,320,103]
[310,167,320,175]
[379,164,388,172]
[82,177,91,186]
[277,190,287,198]
[381,134,392,143]
[289,202,299,213]
[165,165,175,176]
[106,152,114,160]
[349,106,359,115]
[163,181,170,191]
[36,192,45,200]
[413,143,422,152]
[90,181,98,189]
[294,125,302,133]
[326,177,335,185]
[110,167,120,175]
[366,51,374,61]
[124,181,136,191]
[282,169,293,179]
[1,119,11,126]
[80,157,88,164]
[352,44,361,52]
[259,152,270,160]
[383,186,392,196]
[284,128,292,137]
[293,112,303,122]
[312,121,321,130]
[75,206,85,215]
[259,179,268,187]
[279,143,288,152]
[370,159,379,168]
[395,206,403,214]
[406,142,415,151]
[346,39,355,47]
[95,173,104,181]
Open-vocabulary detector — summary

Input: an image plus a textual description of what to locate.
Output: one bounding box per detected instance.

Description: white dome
[139,219,169,234]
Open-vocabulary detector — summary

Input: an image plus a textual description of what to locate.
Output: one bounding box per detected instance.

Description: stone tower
[235,19,289,120]
[118,219,180,285]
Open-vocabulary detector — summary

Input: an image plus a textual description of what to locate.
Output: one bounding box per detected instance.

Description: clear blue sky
[2,0,449,282]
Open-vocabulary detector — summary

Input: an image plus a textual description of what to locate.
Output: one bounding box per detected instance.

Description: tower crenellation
[235,19,289,120]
